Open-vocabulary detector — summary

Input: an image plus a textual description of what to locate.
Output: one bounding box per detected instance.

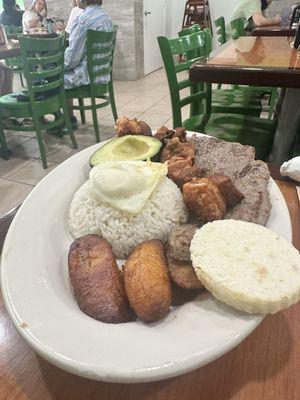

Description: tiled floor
[0,68,182,215]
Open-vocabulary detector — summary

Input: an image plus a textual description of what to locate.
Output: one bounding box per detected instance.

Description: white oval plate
[0,136,292,383]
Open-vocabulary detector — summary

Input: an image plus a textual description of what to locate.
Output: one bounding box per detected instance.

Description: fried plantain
[124,240,171,323]
[68,234,134,323]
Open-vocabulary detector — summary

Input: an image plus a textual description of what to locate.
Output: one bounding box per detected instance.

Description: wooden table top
[0,167,300,399]
[252,25,297,37]
[190,36,300,88]
[0,42,20,59]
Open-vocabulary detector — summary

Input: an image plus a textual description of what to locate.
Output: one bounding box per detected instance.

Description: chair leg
[108,81,118,122]
[34,124,48,169]
[20,73,24,88]
[268,88,277,120]
[78,98,86,124]
[62,101,78,149]
[0,127,10,160]
[91,98,100,143]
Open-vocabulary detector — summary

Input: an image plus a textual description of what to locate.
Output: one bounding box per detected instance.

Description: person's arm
[252,12,281,27]
[23,11,42,29]
[64,18,87,71]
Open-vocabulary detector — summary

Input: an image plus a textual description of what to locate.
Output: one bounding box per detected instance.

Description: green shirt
[230,0,261,22]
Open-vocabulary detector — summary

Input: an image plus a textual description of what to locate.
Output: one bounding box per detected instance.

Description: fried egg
[89,160,167,214]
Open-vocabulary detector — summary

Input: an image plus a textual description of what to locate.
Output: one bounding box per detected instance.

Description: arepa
[190,220,300,314]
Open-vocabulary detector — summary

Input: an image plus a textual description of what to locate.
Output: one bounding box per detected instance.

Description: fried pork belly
[209,174,244,208]
[167,156,204,188]
[154,126,174,142]
[115,116,152,137]
[183,178,226,222]
[161,137,196,163]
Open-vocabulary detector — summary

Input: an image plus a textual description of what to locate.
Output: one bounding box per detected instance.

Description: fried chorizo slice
[209,174,244,208]
[183,178,226,222]
[167,257,204,290]
[124,240,171,323]
[68,234,134,323]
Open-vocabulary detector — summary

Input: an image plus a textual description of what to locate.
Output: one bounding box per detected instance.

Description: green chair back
[86,28,117,95]
[178,23,201,37]
[158,30,212,129]
[215,16,226,45]
[19,33,66,117]
[230,17,246,39]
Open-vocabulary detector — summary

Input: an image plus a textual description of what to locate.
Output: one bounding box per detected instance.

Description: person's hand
[54,21,65,32]
[39,9,47,18]
[273,15,282,25]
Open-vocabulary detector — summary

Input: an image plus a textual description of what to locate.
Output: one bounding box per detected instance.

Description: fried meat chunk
[167,156,204,188]
[115,116,152,137]
[154,126,174,142]
[68,234,134,323]
[209,174,245,208]
[124,240,171,323]
[161,137,195,163]
[183,178,226,222]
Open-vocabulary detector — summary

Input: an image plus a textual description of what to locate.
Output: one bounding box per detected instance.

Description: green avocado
[89,135,162,166]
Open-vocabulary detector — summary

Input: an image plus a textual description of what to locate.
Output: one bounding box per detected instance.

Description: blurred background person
[65,0,84,34]
[230,0,281,31]
[22,0,47,33]
[0,0,23,27]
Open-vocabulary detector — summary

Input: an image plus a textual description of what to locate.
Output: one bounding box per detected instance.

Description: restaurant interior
[0,0,300,398]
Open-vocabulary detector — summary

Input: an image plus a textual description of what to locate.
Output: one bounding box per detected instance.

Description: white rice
[68,177,188,259]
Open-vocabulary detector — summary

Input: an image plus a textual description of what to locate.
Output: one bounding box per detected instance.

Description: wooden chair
[182,1,211,30]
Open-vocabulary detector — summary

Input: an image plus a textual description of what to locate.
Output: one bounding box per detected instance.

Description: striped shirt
[64,4,113,89]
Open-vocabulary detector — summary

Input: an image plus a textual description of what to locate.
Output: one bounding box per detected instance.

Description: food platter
[0,135,292,383]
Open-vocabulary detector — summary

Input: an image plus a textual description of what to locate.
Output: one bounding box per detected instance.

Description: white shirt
[22,10,43,33]
[65,6,84,34]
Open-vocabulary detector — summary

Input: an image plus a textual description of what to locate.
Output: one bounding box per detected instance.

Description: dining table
[251,24,297,37]
[189,36,300,164]
[0,165,299,400]
[0,41,20,59]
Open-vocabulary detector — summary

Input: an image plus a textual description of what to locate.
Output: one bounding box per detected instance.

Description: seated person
[65,0,84,34]
[0,0,23,27]
[230,0,281,31]
[22,0,47,33]
[64,0,113,124]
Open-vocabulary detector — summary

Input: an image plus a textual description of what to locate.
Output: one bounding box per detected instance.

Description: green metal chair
[4,25,25,87]
[0,33,77,169]
[215,16,227,45]
[65,28,118,143]
[228,17,278,119]
[157,30,277,159]
[176,27,262,118]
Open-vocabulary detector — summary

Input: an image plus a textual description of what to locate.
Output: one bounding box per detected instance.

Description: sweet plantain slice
[124,239,171,323]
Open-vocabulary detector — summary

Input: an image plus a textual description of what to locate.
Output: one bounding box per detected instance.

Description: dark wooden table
[0,42,20,59]
[189,36,300,88]
[252,25,296,37]
[0,167,300,399]
[189,36,300,164]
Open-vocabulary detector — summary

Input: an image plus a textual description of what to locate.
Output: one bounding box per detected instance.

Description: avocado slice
[89,135,162,167]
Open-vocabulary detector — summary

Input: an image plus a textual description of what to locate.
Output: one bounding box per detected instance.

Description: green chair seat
[65,83,109,99]
[183,113,276,159]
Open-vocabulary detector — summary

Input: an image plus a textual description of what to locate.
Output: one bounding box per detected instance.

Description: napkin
[280,157,300,182]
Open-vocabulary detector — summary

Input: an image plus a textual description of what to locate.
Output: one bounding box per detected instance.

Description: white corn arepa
[190,220,300,314]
